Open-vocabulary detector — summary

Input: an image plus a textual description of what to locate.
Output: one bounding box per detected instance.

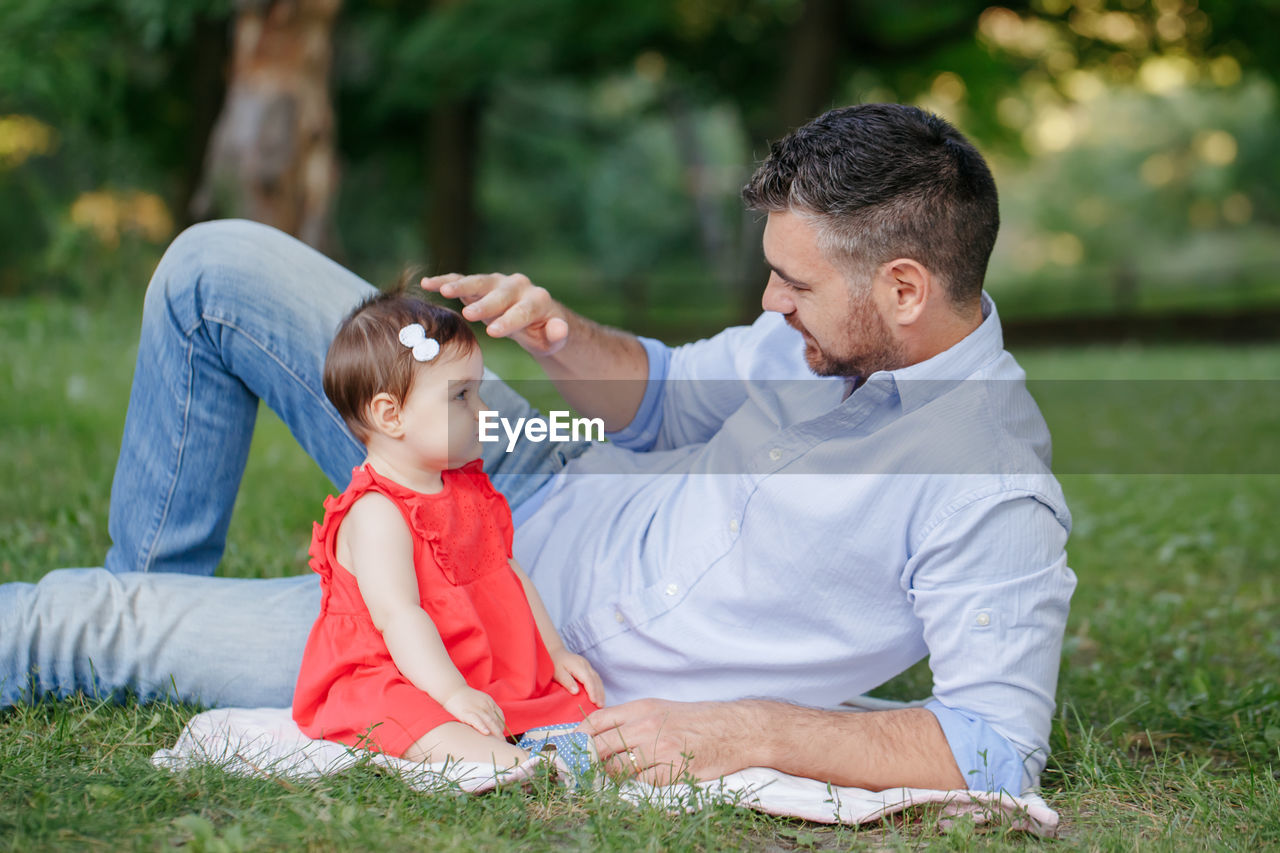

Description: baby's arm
[509,558,605,706]
[339,493,505,736]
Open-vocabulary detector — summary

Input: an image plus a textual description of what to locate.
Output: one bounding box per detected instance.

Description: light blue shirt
[514,295,1075,793]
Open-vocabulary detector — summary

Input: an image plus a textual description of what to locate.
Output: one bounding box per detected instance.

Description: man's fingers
[588,723,639,763]
[429,272,505,302]
[451,283,539,340]
[639,762,686,787]
[420,273,462,292]
[595,741,643,778]
[583,704,631,736]
[424,271,566,354]
[598,746,686,786]
[485,299,536,339]
[459,286,518,325]
[595,738,686,786]
[440,271,533,303]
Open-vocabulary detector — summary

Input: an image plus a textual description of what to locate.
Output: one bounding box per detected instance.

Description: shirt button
[975,612,991,627]
[728,519,739,534]
[769,448,782,462]
[615,610,625,623]
[665,583,678,596]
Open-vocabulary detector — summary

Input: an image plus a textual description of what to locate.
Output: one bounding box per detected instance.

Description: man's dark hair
[741,103,999,309]
[324,288,477,443]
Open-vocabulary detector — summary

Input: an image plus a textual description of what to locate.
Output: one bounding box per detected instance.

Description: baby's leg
[403,722,528,768]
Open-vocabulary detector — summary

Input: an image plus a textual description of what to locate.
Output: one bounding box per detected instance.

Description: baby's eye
[455,388,468,400]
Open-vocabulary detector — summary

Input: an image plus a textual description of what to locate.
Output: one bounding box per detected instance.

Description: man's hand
[583,698,968,791]
[424,271,649,429]
[549,647,605,707]
[583,699,757,785]
[422,273,569,357]
[442,686,507,737]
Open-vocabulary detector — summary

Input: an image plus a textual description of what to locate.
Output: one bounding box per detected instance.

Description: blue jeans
[0,220,583,709]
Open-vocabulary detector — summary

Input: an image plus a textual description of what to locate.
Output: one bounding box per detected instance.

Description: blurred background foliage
[1,0,1277,337]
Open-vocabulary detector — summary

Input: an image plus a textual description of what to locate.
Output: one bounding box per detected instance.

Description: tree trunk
[191,0,342,255]
[425,95,484,274]
[773,0,847,135]
[735,0,847,325]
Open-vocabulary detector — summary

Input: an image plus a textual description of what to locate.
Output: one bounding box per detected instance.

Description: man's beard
[786,287,907,379]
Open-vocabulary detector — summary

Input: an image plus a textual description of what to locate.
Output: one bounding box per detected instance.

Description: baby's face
[396,344,487,471]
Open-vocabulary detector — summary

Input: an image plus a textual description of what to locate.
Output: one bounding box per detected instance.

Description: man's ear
[366,392,404,438]
[878,259,933,326]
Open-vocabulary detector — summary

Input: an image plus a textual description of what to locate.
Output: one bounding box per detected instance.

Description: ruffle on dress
[308,460,511,587]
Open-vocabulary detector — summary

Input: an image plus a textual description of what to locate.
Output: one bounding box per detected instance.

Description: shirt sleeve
[607,315,784,452]
[905,486,1076,793]
[603,335,672,451]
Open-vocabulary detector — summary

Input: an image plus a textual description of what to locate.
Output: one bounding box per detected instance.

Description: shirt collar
[861,292,1004,415]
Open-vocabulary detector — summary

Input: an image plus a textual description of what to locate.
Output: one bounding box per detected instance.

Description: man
[0,104,1074,794]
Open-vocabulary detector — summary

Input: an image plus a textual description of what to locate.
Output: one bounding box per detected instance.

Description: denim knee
[145,220,304,337]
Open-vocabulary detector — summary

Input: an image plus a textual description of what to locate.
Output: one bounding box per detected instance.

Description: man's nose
[761,274,793,315]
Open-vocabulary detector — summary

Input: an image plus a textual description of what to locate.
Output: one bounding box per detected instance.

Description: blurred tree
[424,0,484,276]
[0,0,232,294]
[192,0,342,254]
[972,0,1280,315]
[2,0,1278,320]
[349,0,1019,314]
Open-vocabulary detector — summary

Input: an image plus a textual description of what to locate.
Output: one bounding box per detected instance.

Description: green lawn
[2,294,1278,850]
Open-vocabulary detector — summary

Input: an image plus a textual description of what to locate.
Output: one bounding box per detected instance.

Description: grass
[2,292,1279,850]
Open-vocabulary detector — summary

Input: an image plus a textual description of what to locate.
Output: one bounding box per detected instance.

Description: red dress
[292,460,598,757]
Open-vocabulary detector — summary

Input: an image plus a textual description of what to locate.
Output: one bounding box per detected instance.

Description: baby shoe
[517,722,598,790]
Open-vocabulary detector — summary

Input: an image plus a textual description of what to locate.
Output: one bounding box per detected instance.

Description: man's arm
[585,698,965,790]
[424,272,789,450]
[422,272,648,430]
[906,491,1074,791]
[586,490,1074,792]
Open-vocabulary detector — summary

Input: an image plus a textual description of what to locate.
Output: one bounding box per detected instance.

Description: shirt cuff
[925,700,1028,794]
[603,335,671,451]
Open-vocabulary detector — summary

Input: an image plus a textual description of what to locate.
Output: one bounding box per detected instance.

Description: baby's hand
[443,687,506,737]
[550,648,606,707]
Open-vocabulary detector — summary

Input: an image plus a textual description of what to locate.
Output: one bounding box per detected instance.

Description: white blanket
[151,707,1059,836]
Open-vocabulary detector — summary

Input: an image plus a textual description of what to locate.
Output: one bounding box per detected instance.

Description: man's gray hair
[742,104,1000,309]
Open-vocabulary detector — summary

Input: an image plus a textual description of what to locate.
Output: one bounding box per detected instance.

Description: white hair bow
[398,323,441,362]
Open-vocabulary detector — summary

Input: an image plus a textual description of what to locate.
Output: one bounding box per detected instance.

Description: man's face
[760,211,906,378]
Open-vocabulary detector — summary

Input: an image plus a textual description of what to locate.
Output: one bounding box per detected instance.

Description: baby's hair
[324,289,478,443]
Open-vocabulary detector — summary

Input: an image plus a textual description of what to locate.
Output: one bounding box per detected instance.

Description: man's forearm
[533,307,650,431]
[743,701,966,791]
[587,698,966,791]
